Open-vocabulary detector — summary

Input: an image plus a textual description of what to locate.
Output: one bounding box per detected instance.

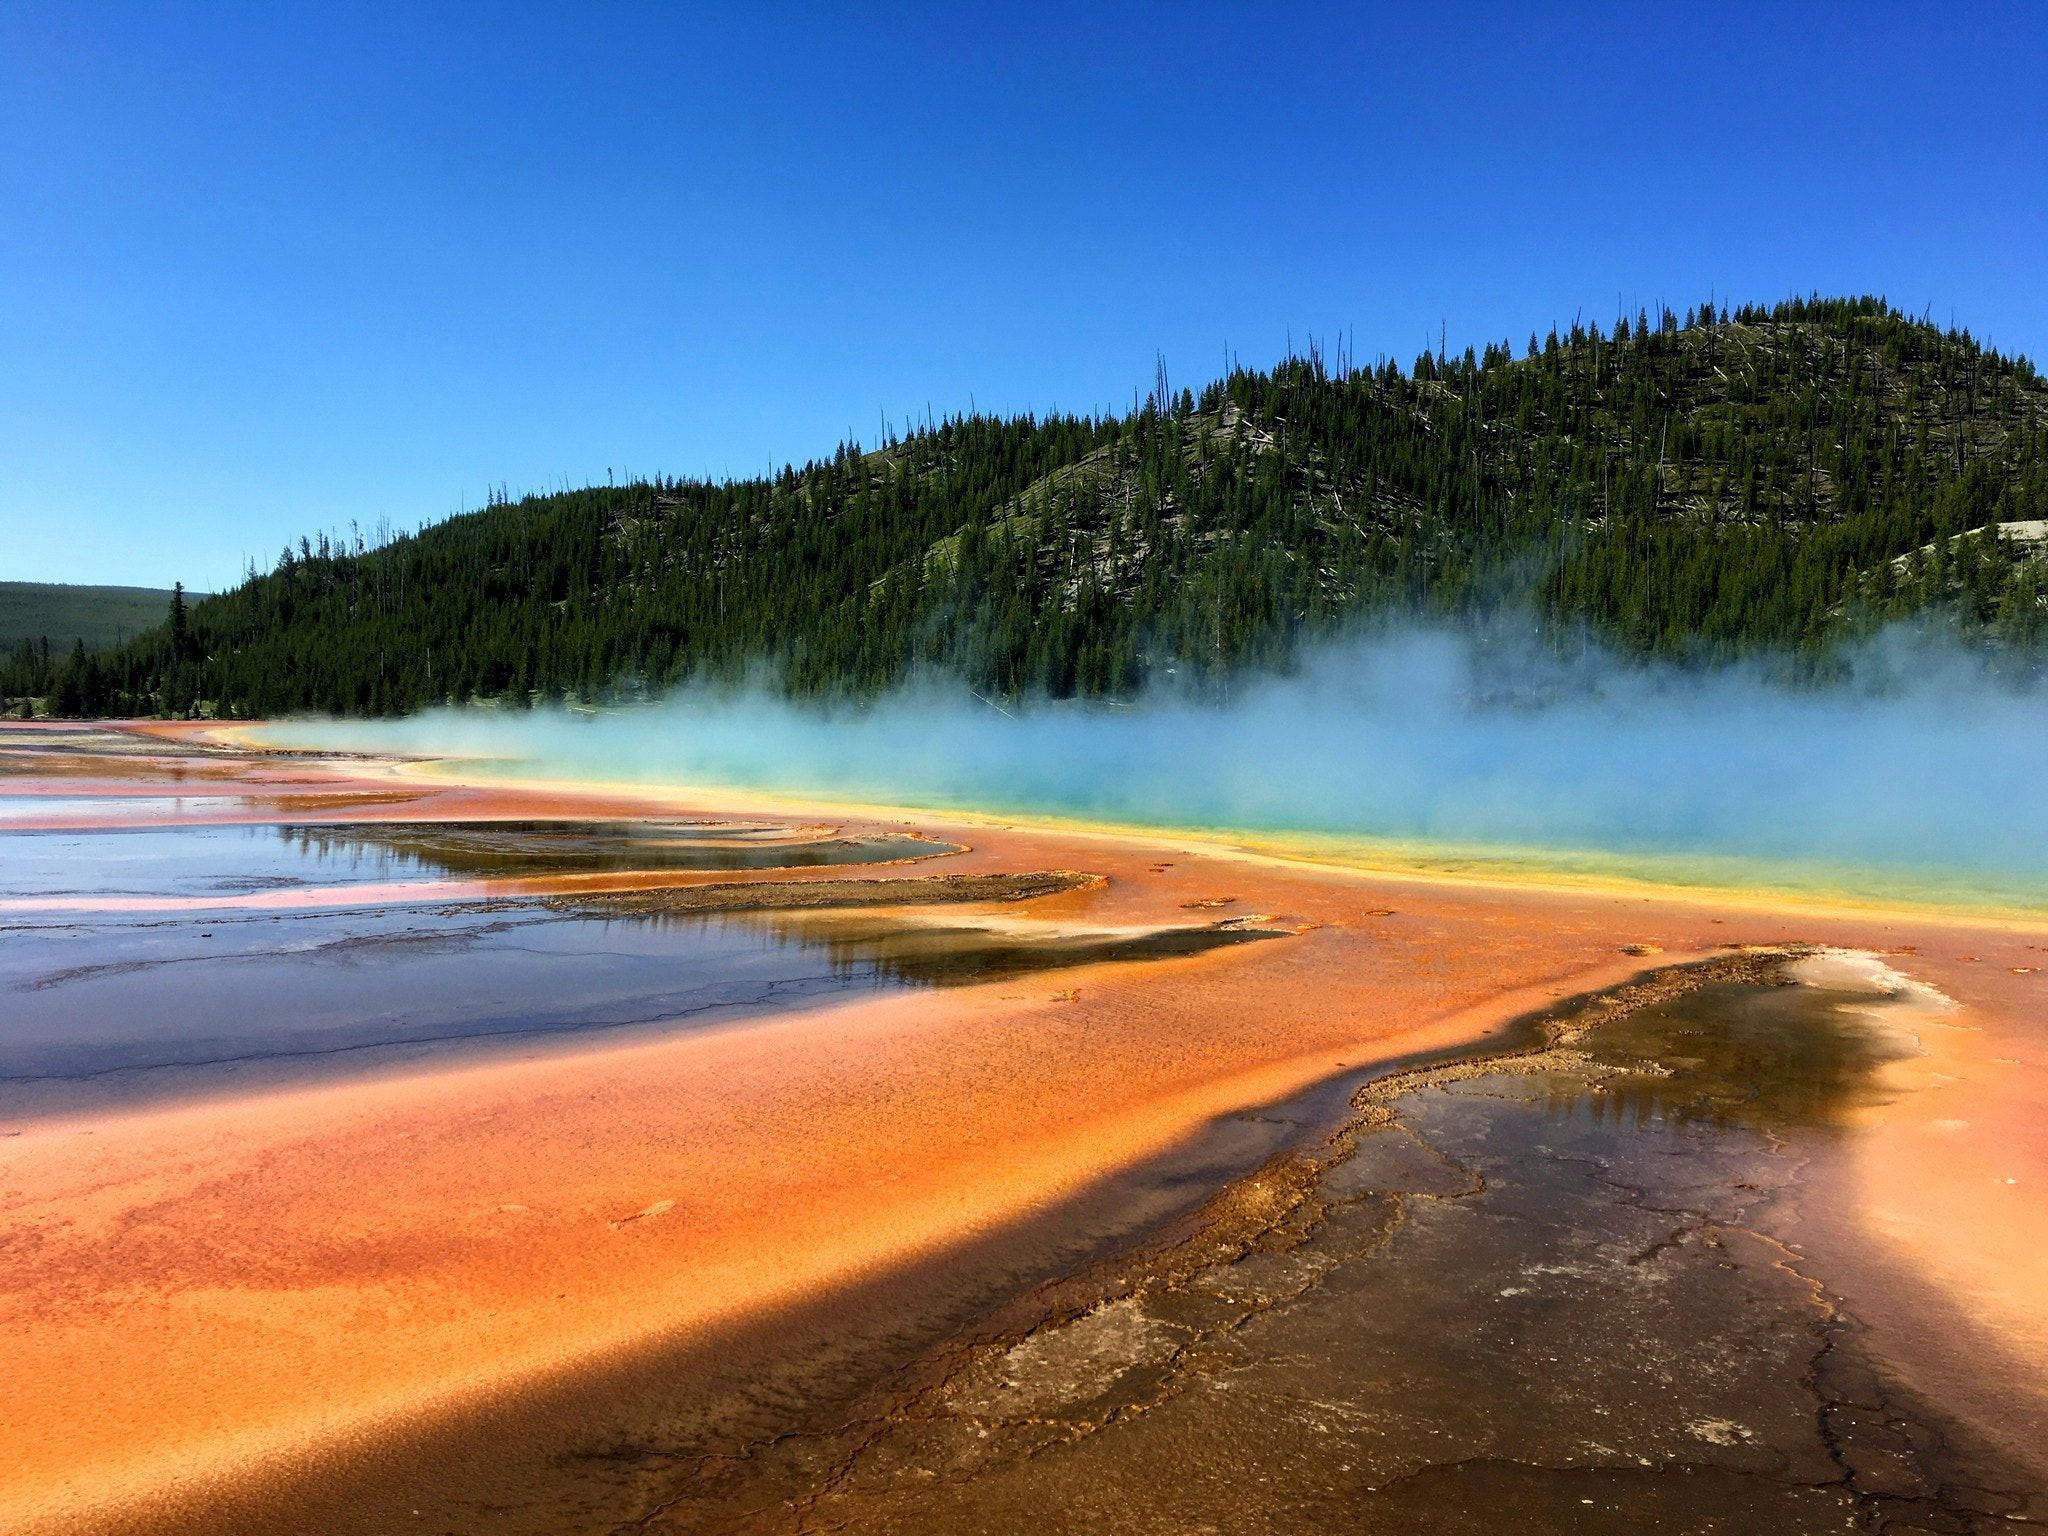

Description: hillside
[0,583,186,654]
[10,296,2047,718]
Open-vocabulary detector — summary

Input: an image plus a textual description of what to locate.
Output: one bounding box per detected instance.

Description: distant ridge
[8,296,2047,718]
[0,582,192,654]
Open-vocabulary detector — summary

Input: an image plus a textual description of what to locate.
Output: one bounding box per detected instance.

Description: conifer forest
[10,296,2046,718]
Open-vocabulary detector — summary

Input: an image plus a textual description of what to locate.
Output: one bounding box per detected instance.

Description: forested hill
[13,295,2048,719]
[0,583,185,654]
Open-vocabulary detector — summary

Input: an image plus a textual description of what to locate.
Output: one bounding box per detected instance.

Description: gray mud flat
[630,953,2044,1535]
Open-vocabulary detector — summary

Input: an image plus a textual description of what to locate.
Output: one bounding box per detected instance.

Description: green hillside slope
[0,583,185,653]
[10,296,2047,718]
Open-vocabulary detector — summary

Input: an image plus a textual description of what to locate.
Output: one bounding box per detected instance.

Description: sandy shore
[1,725,2043,1531]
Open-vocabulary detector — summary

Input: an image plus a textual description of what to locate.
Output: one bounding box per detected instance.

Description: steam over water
[259,630,2048,902]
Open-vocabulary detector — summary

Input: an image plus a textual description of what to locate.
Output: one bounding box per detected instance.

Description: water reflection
[276,819,964,876]
[1549,978,1921,1131]
[0,902,1283,1119]
[0,819,965,900]
[658,909,1287,987]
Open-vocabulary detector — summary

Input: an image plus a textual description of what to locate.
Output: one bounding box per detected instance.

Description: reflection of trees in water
[1542,982,1917,1131]
[614,909,1288,988]
[273,821,961,878]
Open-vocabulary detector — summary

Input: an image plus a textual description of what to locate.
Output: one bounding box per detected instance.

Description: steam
[256,628,2048,904]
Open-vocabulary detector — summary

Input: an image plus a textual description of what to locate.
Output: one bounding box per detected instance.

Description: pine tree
[168,582,189,664]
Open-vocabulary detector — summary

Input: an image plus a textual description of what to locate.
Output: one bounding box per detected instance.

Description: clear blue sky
[4,2,2044,590]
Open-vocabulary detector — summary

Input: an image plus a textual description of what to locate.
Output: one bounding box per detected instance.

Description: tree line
[8,295,2045,719]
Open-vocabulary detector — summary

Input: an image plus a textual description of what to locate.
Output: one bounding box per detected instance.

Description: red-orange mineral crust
[0,724,2042,1530]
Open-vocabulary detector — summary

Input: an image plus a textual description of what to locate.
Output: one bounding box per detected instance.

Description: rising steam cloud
[259,628,2048,900]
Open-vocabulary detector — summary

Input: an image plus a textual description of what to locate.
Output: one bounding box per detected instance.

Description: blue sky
[4,3,2044,590]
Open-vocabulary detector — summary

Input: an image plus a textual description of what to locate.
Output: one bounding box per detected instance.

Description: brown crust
[541,869,1106,915]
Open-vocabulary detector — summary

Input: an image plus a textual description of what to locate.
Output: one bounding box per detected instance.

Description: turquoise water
[253,648,2048,916]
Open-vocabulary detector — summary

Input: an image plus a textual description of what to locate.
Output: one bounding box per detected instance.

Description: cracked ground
[636,959,2045,1535]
